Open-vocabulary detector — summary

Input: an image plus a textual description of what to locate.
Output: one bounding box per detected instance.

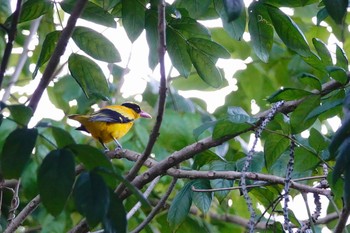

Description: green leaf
[193,121,217,141]
[316,7,328,26]
[223,0,244,22]
[294,147,320,172]
[103,191,127,233]
[72,27,121,63]
[215,0,246,40]
[50,126,75,148]
[227,106,257,124]
[67,144,113,171]
[33,31,61,78]
[122,0,146,42]
[187,43,223,88]
[323,0,348,24]
[187,38,230,59]
[264,131,290,170]
[60,0,116,28]
[193,150,226,170]
[169,17,210,39]
[0,128,38,179]
[309,128,330,153]
[327,66,348,84]
[248,2,273,63]
[68,53,109,100]
[290,95,320,134]
[209,161,235,202]
[297,73,321,91]
[267,88,312,102]
[6,104,33,126]
[344,168,350,208]
[329,116,350,160]
[306,99,343,121]
[213,119,251,139]
[267,5,311,57]
[166,28,192,77]
[263,0,318,7]
[167,181,193,227]
[191,179,212,213]
[6,0,52,24]
[175,0,212,19]
[335,44,349,69]
[312,38,333,67]
[73,171,110,228]
[145,8,159,70]
[38,149,75,216]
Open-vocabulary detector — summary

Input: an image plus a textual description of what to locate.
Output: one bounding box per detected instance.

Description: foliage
[0,0,350,232]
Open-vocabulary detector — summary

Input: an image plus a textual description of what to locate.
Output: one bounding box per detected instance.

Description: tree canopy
[0,0,350,232]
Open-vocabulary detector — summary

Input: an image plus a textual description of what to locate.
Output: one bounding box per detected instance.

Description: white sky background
[4,1,345,232]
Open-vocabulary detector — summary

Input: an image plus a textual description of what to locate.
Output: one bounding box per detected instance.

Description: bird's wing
[89,108,134,123]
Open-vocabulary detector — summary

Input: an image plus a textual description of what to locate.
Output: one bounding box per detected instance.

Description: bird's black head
[122,102,141,113]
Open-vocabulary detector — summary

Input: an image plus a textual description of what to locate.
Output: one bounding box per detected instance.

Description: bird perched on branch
[68,102,152,151]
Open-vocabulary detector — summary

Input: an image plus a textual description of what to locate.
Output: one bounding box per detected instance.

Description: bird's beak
[140,110,152,118]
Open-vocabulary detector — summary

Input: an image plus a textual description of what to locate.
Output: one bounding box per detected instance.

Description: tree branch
[0,0,23,90]
[28,0,88,112]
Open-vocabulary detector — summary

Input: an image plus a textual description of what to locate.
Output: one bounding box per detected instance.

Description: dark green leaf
[333,138,350,184]
[327,66,348,84]
[72,27,120,63]
[323,0,348,24]
[67,144,113,171]
[316,7,328,25]
[236,152,265,173]
[187,43,223,88]
[312,38,333,67]
[6,104,33,126]
[264,131,290,170]
[175,0,212,19]
[215,0,246,40]
[297,73,321,91]
[306,99,343,121]
[122,0,146,42]
[50,126,75,148]
[191,180,212,213]
[227,106,257,124]
[188,38,230,59]
[223,0,244,22]
[193,121,217,141]
[0,128,38,179]
[68,53,109,100]
[145,8,159,69]
[193,150,226,170]
[73,171,110,228]
[213,119,251,139]
[248,2,274,62]
[6,0,52,24]
[263,0,318,7]
[167,181,193,227]
[103,191,127,233]
[267,88,312,102]
[167,28,192,77]
[294,147,320,172]
[290,95,320,134]
[38,149,75,216]
[329,116,350,160]
[335,44,349,69]
[60,0,116,28]
[33,31,61,78]
[309,128,330,153]
[344,168,350,208]
[267,5,311,57]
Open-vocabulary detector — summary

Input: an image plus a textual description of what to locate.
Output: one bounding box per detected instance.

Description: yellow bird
[68,102,152,150]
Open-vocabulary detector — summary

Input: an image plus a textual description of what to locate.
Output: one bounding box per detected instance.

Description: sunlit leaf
[335,44,349,69]
[68,53,109,100]
[38,149,75,216]
[122,0,146,42]
[72,26,120,63]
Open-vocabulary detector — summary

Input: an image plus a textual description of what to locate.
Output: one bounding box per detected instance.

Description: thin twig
[0,0,23,89]
[28,0,88,112]
[130,177,178,233]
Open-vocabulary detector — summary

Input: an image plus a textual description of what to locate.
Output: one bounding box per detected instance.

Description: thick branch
[113,149,331,197]
[28,0,88,112]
